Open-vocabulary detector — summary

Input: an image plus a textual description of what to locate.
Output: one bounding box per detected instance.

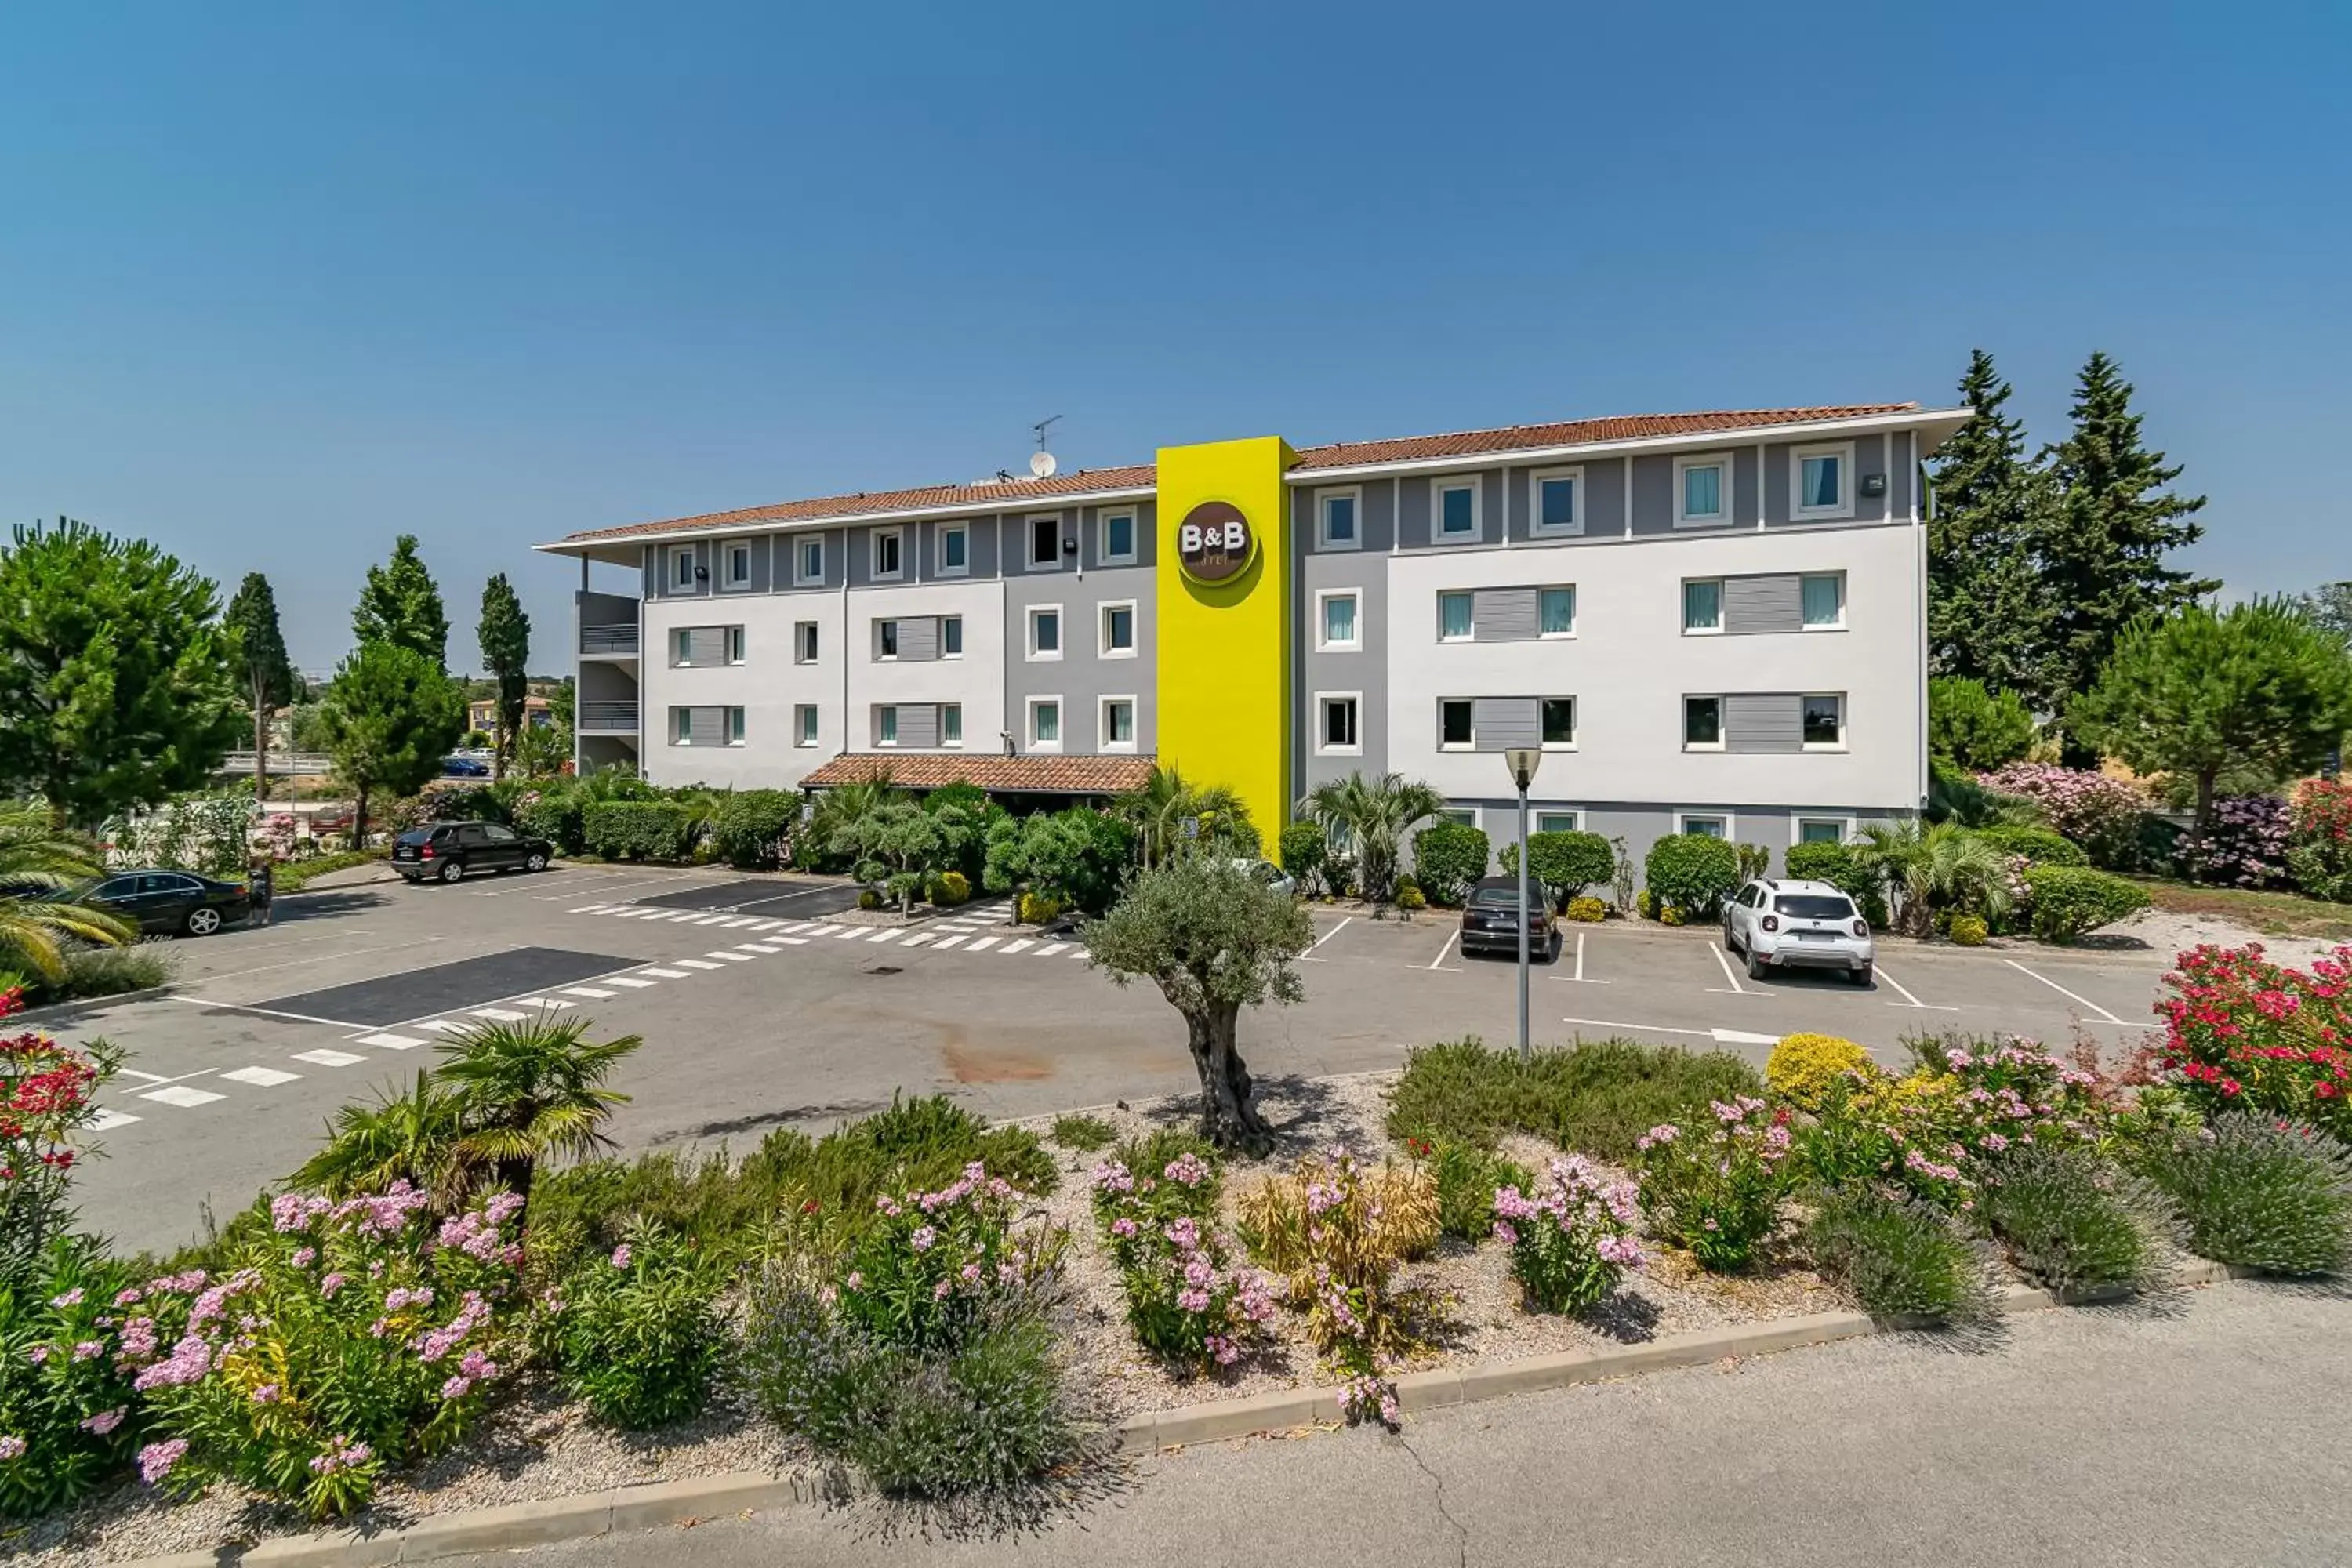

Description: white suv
[1722,878,1874,985]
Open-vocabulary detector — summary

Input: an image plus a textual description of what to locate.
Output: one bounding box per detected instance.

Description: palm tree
[808,771,899,860]
[1854,821,2014,938]
[1296,771,1446,907]
[289,1070,466,1202]
[433,1014,642,1214]
[1119,764,1253,868]
[0,804,133,985]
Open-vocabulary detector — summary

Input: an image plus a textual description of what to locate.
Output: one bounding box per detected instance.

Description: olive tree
[1083,855,1313,1152]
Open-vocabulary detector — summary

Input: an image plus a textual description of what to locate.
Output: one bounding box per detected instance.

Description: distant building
[466,694,554,735]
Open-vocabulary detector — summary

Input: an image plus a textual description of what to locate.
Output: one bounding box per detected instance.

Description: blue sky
[3,2,2344,671]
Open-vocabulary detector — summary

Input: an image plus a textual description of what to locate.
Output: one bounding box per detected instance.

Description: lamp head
[1503,747,1542,793]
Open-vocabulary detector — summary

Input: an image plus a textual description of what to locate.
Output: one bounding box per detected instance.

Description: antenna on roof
[1029,414,1062,479]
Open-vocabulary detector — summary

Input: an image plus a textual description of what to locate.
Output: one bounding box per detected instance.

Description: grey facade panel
[1722,575,1802,635]
[1297,545,1388,793]
[1472,697,1540,753]
[1000,563,1157,756]
[1450,801,1910,884]
[772,528,843,593]
[1724,693,1803,753]
[1627,454,1676,536]
[714,535,771,595]
[1472,587,1541,642]
[652,539,712,598]
[922,517,999,582]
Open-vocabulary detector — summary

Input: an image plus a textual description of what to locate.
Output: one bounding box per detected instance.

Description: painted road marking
[1560,1015,1783,1047]
[898,933,937,947]
[116,1069,172,1083]
[142,1085,226,1108]
[1706,941,1759,997]
[1427,931,1459,971]
[965,935,1002,952]
[1301,916,1352,963]
[469,1007,529,1022]
[292,1049,368,1067]
[358,1033,428,1051]
[752,920,786,931]
[510,997,576,1009]
[169,998,372,1029]
[416,1019,465,1033]
[1001,938,1035,954]
[866,929,903,943]
[1571,931,1609,984]
[1036,942,1069,956]
[639,967,691,978]
[673,959,724,971]
[703,951,753,962]
[608,975,659,988]
[560,987,617,1000]
[773,936,809,946]
[740,942,785,953]
[221,1065,302,1087]
[828,925,865,939]
[1873,965,1958,1011]
[2003,960,2129,1025]
[88,1109,141,1131]
[933,935,968,949]
[569,906,612,915]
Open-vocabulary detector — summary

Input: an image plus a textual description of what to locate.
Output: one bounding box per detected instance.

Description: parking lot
[41,862,2183,1257]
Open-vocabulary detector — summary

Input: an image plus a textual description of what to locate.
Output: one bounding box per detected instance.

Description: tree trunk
[252,673,270,804]
[2194,769,2217,839]
[352,783,370,852]
[1185,1001,1272,1154]
[492,717,506,785]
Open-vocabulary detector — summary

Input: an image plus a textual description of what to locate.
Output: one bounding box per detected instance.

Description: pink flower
[112,1288,143,1308]
[844,1271,864,1290]
[72,1340,103,1361]
[909,1226,937,1253]
[291,1247,317,1269]
[609,1244,632,1269]
[320,1272,349,1298]
[81,1407,125,1436]
[252,1383,282,1404]
[0,1436,24,1461]
[49,1287,83,1308]
[441,1374,474,1400]
[138,1438,189,1485]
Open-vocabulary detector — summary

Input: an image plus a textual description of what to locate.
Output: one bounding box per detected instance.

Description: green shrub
[1411,822,1490,906]
[1499,831,1615,909]
[1396,880,1426,911]
[2142,1114,2352,1276]
[929,869,971,906]
[514,791,586,855]
[1735,843,1770,883]
[1947,914,1989,946]
[1386,1036,1764,1162]
[1977,1145,2175,1296]
[24,943,175,1007]
[581,800,696,862]
[0,1236,143,1517]
[711,790,798,869]
[274,848,389,893]
[1975,825,2089,867]
[1635,1097,1795,1272]
[1928,676,2035,772]
[554,1224,727,1428]
[1424,1140,1531,1243]
[1109,1127,1224,1210]
[1279,821,1328,895]
[1806,1186,2000,1327]
[1783,841,1889,926]
[1765,1033,1874,1113]
[1048,1113,1114,1152]
[1016,891,1062,924]
[1564,895,1606,923]
[2020,865,2150,942]
[1644,833,1740,920]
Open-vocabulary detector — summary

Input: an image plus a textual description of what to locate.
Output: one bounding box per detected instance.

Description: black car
[392,821,554,884]
[65,869,252,937]
[1459,875,1559,961]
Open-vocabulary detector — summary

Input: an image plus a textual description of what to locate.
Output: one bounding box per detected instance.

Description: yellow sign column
[1154,435,1298,838]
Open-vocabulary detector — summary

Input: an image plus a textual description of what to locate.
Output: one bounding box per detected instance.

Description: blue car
[441,756,490,778]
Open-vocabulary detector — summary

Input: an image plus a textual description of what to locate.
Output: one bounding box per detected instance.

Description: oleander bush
[2286,777,2352,902]
[0,1237,145,1517]
[1805,1185,2001,1327]
[1976,763,2153,871]
[2140,1114,2352,1276]
[1976,1145,2176,1296]
[1410,822,1491,906]
[1766,1033,1875,1113]
[2152,943,2352,1139]
[2019,865,2150,942]
[550,1223,727,1429]
[1091,1145,1276,1371]
[1418,1138,1533,1243]
[1493,1155,1644,1314]
[1635,1097,1796,1272]
[1387,1036,1764,1162]
[1643,833,1740,921]
[2175,794,2292,888]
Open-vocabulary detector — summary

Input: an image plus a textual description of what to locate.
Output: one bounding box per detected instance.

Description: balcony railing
[581,623,640,655]
[579,701,641,732]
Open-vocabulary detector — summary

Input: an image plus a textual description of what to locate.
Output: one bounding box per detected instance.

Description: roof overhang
[534,483,1158,559]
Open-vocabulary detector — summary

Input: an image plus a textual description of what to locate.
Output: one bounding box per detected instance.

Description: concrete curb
[122,1262,2245,1566]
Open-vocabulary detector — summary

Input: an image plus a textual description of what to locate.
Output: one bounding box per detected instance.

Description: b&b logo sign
[1176,501,1254,585]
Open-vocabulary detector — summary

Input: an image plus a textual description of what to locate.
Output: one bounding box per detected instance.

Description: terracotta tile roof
[554,404,1922,546]
[800,752,1156,795]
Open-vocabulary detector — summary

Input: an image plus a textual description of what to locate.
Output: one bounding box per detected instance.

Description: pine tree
[476,574,532,784]
[223,572,298,801]
[1926,350,2056,696]
[2035,352,2217,724]
[353,535,450,670]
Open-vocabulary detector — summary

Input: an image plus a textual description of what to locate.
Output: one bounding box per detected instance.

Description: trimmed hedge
[713,789,799,869]
[1644,833,1740,919]
[515,793,586,855]
[1976,825,2089,867]
[1412,822,1491,906]
[2021,864,2150,942]
[1499,830,1615,909]
[1783,840,1889,928]
[1279,821,1328,894]
[583,800,698,862]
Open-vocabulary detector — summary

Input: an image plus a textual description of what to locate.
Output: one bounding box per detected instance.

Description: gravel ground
[2099,906,2348,969]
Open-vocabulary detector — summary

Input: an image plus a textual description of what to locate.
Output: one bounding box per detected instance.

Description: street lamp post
[1504,747,1542,1062]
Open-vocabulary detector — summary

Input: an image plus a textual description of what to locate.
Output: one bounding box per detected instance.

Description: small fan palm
[1856,820,2013,938]
[434,1014,643,1213]
[0,804,134,983]
[1296,771,1446,906]
[289,1070,466,1202]
[1120,764,1252,867]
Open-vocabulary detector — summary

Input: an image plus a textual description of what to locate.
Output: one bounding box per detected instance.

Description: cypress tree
[224,572,299,800]
[475,574,532,783]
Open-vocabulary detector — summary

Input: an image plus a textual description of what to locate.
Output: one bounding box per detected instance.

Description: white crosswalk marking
[1036,942,1069,956]
[964,935,1001,952]
[470,1007,528,1022]
[828,925,865,939]
[607,976,659,988]
[1000,938,1034,954]
[933,935,968,949]
[88,1109,141,1131]
[705,951,753,962]
[866,929,902,943]
[740,942,784,953]
[292,1049,368,1067]
[142,1084,225,1108]
[569,905,611,915]
[899,932,937,947]
[560,987,616,1000]
[722,916,761,928]
[414,1018,463,1033]
[221,1065,300,1087]
[358,1032,427,1050]
[512,997,575,1009]
[673,959,724,970]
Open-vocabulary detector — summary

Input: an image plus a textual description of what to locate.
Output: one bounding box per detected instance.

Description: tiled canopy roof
[557,403,1919,545]
[800,753,1156,795]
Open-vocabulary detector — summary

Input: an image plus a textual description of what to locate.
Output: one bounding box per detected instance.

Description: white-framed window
[670,706,691,745]
[1099,600,1137,658]
[1028,514,1063,570]
[668,546,698,591]
[1684,695,1724,751]
[1536,809,1581,834]
[1100,510,1137,566]
[877,706,899,746]
[942,615,964,658]
[1028,605,1062,660]
[671,627,692,666]
[794,536,825,586]
[794,622,818,664]
[1434,477,1480,541]
[1316,692,1362,755]
[1439,699,1475,751]
[1101,696,1137,750]
[1682,579,1723,633]
[1029,696,1062,750]
[1316,487,1362,551]
[1541,697,1577,750]
[1438,591,1474,641]
[720,540,754,590]
[1676,812,1731,839]
[724,706,746,746]
[1795,816,1853,846]
[725,626,746,665]
[1791,441,1856,521]
[871,527,903,581]
[1674,454,1733,528]
[1540,586,1576,637]
[942,703,964,747]
[1801,572,1846,629]
[876,619,899,661]
[1529,466,1583,536]
[1316,589,1360,651]
[1803,693,1846,750]
[795,704,818,747]
[938,523,970,577]
[1437,805,1479,828]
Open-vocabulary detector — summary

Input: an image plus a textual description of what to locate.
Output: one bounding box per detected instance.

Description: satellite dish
[1029,450,1058,479]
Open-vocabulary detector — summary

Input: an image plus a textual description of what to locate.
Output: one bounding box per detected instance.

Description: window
[671,628,692,666]
[725,626,746,665]
[942,704,963,746]
[1792,442,1855,519]
[1439,699,1474,750]
[938,523,969,576]
[1438,592,1474,641]
[1682,579,1722,633]
[1030,698,1062,749]
[877,620,899,660]
[1318,694,1361,754]
[1029,606,1062,659]
[795,622,818,663]
[1436,479,1479,539]
[1540,586,1576,637]
[1530,467,1581,535]
[1674,455,1731,526]
[1029,515,1062,568]
[1536,810,1581,834]
[795,705,818,747]
[669,546,697,591]
[1317,488,1360,550]
[877,706,898,746]
[1100,601,1136,657]
[872,528,902,580]
[721,541,753,590]
[1318,590,1359,650]
[1684,695,1724,750]
[1801,573,1845,629]
[1803,694,1846,749]
[1102,698,1136,750]
[672,706,691,745]
[1797,818,1850,845]
[1101,511,1136,565]
[1678,814,1730,839]
[1541,698,1577,749]
[942,615,963,658]
[725,706,746,746]
[1438,806,1478,828]
[795,536,825,586]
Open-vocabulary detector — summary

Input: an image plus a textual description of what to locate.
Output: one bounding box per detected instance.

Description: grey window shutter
[898,705,939,747]
[898,617,940,662]
[1472,697,1540,752]
[688,706,724,747]
[686,626,726,666]
[1723,694,1803,752]
[1472,587,1541,642]
[1722,575,1802,635]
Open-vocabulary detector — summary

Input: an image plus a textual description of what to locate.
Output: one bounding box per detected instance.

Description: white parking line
[1570,930,1609,984]
[142,1084,227,1107]
[1872,964,1958,1011]
[510,997,575,1009]
[292,1049,368,1067]
[560,987,616,1000]
[2003,959,2129,1025]
[934,935,969,949]
[222,1065,302,1087]
[1560,1014,1782,1047]
[1301,916,1353,963]
[169,997,372,1029]
[357,1032,428,1050]
[1427,931,1459,971]
[1707,942,1759,997]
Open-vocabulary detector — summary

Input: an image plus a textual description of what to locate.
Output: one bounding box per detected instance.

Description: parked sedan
[441,756,491,778]
[58,869,252,937]
[1459,876,1559,960]
[392,821,554,884]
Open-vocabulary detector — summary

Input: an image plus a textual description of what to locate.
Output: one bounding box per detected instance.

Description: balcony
[579,700,640,733]
[581,622,640,656]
